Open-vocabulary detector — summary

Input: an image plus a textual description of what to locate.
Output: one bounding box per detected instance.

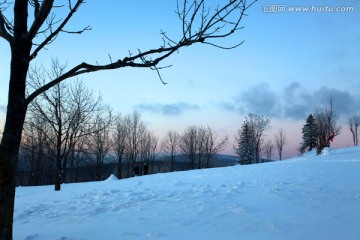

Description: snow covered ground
[14,147,360,240]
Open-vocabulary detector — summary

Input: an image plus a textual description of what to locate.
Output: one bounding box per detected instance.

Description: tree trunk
[0,144,19,240]
[0,1,31,236]
[0,76,28,239]
[55,156,62,191]
[171,155,175,172]
[117,156,122,179]
[55,172,61,191]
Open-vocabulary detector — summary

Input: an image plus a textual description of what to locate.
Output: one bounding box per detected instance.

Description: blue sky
[1,0,359,158]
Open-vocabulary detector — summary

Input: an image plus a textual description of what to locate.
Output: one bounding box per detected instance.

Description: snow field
[14,147,360,240]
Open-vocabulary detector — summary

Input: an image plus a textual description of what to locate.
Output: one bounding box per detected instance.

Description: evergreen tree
[301,114,318,152]
[236,121,256,165]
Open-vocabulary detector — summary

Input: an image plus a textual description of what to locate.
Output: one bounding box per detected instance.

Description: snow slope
[14,147,360,240]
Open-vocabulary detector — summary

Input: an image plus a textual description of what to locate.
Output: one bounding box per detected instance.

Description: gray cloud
[313,87,357,115]
[284,84,359,119]
[135,102,199,116]
[238,83,279,116]
[221,82,279,117]
[283,82,315,120]
[222,82,359,120]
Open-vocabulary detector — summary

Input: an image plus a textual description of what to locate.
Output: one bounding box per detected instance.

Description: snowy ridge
[14,146,360,240]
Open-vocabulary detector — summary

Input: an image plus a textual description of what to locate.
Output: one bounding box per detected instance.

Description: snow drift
[14,146,360,240]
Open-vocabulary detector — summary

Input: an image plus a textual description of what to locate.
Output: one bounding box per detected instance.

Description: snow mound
[301,149,317,158]
[14,146,360,240]
[321,147,332,155]
[104,174,118,182]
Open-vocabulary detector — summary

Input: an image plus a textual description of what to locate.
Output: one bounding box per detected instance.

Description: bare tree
[124,111,146,177]
[148,132,159,174]
[21,115,53,186]
[180,125,228,169]
[263,139,273,160]
[275,128,287,160]
[161,130,180,172]
[0,0,256,237]
[349,113,359,146]
[68,132,88,183]
[196,126,207,169]
[314,97,341,154]
[87,115,113,181]
[247,114,271,163]
[112,114,127,179]
[139,130,158,174]
[26,61,112,190]
[203,126,228,168]
[180,125,198,169]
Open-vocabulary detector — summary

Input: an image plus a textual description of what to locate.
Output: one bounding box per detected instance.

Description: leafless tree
[349,113,359,146]
[161,130,180,172]
[148,133,159,174]
[180,125,198,169]
[124,111,147,177]
[246,114,271,163]
[112,114,127,179]
[68,132,88,183]
[86,115,113,181]
[275,128,287,160]
[180,125,227,169]
[263,139,273,160]
[21,115,53,186]
[26,61,112,190]
[196,126,207,169]
[203,126,228,168]
[0,0,256,237]
[314,97,341,154]
[139,130,158,174]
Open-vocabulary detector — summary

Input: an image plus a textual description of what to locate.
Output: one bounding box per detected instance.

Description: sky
[0,0,359,159]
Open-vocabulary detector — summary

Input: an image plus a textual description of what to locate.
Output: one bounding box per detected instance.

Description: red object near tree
[327,132,335,143]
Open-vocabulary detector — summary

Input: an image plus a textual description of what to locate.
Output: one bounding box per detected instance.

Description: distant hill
[211,154,237,167]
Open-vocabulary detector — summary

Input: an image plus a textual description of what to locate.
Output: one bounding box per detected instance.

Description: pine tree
[301,114,318,152]
[236,121,256,165]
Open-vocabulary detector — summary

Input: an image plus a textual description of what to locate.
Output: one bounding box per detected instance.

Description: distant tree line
[12,88,360,184]
[234,97,358,165]
[6,68,359,186]
[18,104,229,190]
[16,65,229,190]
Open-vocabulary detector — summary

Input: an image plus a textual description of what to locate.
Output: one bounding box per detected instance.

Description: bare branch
[28,0,55,39]
[60,25,91,34]
[33,0,40,18]
[25,43,182,104]
[203,40,244,50]
[170,0,256,50]
[0,3,13,42]
[26,0,257,105]
[30,0,87,60]
[150,65,168,85]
